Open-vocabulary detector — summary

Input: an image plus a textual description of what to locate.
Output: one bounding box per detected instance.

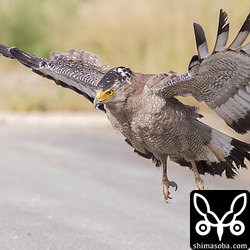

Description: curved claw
[165,196,172,204]
[169,180,178,191]
[162,179,178,202]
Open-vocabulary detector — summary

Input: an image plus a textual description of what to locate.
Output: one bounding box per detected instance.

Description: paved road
[0,113,249,250]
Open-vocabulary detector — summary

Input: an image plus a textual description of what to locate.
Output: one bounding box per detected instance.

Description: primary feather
[156,10,250,134]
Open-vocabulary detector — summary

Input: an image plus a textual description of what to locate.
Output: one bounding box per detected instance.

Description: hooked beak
[93,96,102,109]
[94,91,108,110]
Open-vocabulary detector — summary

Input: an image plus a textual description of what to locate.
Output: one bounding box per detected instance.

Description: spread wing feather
[213,9,229,52]
[0,45,109,111]
[156,10,250,134]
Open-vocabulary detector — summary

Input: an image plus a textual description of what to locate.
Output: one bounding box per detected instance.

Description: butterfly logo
[193,193,247,241]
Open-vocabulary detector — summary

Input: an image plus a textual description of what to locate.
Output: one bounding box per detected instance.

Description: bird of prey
[0,10,250,202]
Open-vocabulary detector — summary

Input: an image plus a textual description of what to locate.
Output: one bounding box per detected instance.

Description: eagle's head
[94,66,134,109]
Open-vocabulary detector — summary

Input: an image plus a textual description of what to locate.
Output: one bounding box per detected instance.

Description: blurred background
[0,0,249,112]
[0,2,249,249]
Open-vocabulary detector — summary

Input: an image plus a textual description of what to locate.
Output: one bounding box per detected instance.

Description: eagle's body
[106,72,200,161]
[0,10,250,201]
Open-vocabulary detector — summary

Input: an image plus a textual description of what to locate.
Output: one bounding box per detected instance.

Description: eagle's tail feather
[176,123,250,178]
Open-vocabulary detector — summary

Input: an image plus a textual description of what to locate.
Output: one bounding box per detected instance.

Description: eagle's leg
[191,161,209,190]
[161,161,178,202]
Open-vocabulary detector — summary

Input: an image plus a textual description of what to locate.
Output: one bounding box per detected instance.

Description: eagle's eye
[106,89,114,96]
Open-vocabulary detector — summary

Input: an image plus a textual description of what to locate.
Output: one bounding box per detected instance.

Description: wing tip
[240,12,250,32]
[228,12,250,50]
[194,10,250,56]
[213,9,229,52]
[8,47,42,68]
[193,22,210,60]
[0,44,16,59]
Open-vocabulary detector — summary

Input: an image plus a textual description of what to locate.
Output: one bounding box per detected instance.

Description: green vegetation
[0,0,249,111]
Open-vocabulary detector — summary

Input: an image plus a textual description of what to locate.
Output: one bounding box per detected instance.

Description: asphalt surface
[0,112,249,250]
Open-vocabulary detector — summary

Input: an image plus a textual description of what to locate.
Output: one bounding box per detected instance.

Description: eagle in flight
[0,10,250,202]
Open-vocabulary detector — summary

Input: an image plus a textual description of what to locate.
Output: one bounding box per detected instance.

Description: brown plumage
[0,10,250,202]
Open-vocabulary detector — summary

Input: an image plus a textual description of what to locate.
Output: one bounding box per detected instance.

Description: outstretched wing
[0,45,109,111]
[156,10,250,134]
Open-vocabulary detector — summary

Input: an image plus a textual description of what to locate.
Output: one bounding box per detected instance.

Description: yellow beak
[94,92,108,109]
